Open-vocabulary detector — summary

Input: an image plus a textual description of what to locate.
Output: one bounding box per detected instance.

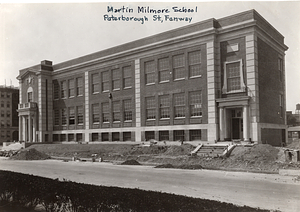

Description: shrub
[0,170,269,212]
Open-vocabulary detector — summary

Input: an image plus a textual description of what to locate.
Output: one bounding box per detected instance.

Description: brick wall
[258,38,285,125]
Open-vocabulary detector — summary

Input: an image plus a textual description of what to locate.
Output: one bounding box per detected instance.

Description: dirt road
[0,158,299,212]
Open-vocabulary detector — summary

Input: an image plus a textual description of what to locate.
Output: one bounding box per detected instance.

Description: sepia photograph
[0,1,300,211]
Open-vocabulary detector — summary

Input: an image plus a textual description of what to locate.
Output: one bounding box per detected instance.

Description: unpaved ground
[10,139,300,173]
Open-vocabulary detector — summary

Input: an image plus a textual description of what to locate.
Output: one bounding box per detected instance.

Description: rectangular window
[7,111,10,118]
[53,134,59,142]
[278,58,283,82]
[159,131,169,141]
[1,101,4,107]
[76,133,83,142]
[190,130,201,141]
[102,71,110,92]
[61,81,67,98]
[61,134,66,142]
[158,57,170,82]
[173,54,185,80]
[159,95,170,119]
[6,120,10,127]
[61,109,67,125]
[112,68,120,90]
[102,102,109,123]
[113,101,120,122]
[28,92,33,102]
[68,79,75,97]
[92,104,99,123]
[7,101,10,108]
[226,62,241,92]
[54,110,59,126]
[91,73,99,93]
[53,81,59,99]
[123,66,132,88]
[123,99,132,121]
[146,97,156,120]
[123,132,131,141]
[190,91,202,117]
[77,106,83,124]
[174,93,185,118]
[145,131,155,141]
[68,134,74,142]
[145,60,155,84]
[102,132,109,141]
[92,133,99,141]
[1,121,4,127]
[188,50,201,77]
[76,77,83,96]
[174,130,185,141]
[279,94,284,118]
[112,132,120,141]
[1,110,4,117]
[69,107,75,125]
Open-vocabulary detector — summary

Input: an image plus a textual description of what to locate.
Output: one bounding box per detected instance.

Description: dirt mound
[163,144,195,156]
[10,148,51,160]
[230,144,279,162]
[129,145,168,155]
[121,159,141,165]
[155,164,175,168]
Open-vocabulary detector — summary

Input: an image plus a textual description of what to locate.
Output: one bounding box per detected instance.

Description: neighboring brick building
[0,85,19,143]
[17,10,288,146]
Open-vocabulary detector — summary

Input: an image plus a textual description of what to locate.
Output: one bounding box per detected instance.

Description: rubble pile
[10,148,51,160]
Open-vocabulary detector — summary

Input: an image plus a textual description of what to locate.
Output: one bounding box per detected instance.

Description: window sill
[69,96,75,99]
[191,116,202,118]
[160,118,170,120]
[77,95,83,97]
[174,117,185,119]
[124,86,132,90]
[190,75,202,79]
[146,83,155,86]
[124,120,132,122]
[92,92,100,95]
[146,119,156,121]
[102,90,110,93]
[92,122,100,124]
[159,80,170,84]
[113,88,121,91]
[174,78,185,82]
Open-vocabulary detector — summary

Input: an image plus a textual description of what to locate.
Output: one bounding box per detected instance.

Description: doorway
[231,109,243,139]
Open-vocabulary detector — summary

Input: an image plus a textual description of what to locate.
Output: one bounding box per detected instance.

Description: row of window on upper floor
[0,120,11,127]
[1,110,11,118]
[52,47,203,100]
[0,92,11,98]
[0,101,10,108]
[53,90,202,127]
[53,98,133,126]
[143,49,202,85]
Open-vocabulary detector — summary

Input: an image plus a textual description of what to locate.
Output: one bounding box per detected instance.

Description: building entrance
[230,108,243,140]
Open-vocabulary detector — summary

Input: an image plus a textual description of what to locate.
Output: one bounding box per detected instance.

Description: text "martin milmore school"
[103,5,197,24]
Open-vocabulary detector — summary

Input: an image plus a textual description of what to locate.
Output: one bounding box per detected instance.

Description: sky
[0,1,299,111]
